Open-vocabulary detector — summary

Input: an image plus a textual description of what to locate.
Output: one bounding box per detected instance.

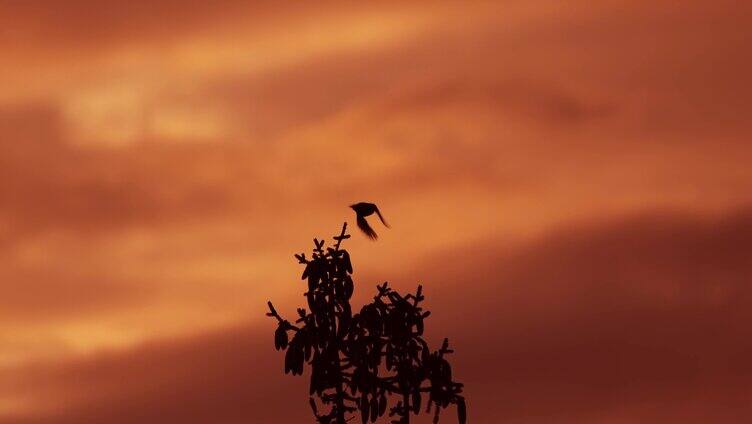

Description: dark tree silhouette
[267,223,466,423]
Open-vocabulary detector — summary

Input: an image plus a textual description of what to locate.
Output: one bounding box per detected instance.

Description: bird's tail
[374,207,390,228]
[357,215,378,240]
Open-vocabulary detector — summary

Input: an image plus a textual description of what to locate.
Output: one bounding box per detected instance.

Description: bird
[350,202,390,240]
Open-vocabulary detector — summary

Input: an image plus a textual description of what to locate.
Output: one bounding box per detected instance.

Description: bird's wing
[357,215,378,240]
[374,206,390,228]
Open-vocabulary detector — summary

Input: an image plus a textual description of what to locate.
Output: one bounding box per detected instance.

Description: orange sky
[1,1,751,422]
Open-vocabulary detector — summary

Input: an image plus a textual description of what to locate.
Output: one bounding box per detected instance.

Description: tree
[267,223,466,423]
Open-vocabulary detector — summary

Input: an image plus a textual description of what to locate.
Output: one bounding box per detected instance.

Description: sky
[0,0,751,422]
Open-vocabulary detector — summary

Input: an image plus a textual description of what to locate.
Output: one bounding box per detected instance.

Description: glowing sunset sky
[0,1,751,422]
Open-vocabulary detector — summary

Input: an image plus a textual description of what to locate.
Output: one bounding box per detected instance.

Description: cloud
[0,0,284,50]
[2,208,751,423]
[0,103,265,246]
[0,262,151,324]
[0,1,751,421]
[411,207,752,422]
[0,323,307,424]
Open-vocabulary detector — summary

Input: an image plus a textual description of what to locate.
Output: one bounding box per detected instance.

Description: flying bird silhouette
[350,202,389,240]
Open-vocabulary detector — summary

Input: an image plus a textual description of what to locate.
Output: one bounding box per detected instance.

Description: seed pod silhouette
[343,276,354,300]
[416,315,424,335]
[420,340,431,363]
[310,370,317,395]
[369,395,379,422]
[284,344,294,374]
[302,262,320,292]
[349,367,360,395]
[332,279,341,300]
[412,389,422,414]
[306,292,315,313]
[274,324,288,350]
[385,344,395,370]
[457,398,466,424]
[368,339,382,369]
[294,347,304,375]
[304,333,313,361]
[360,394,369,424]
[335,250,353,275]
[285,333,305,375]
[440,358,452,383]
[378,392,387,416]
[338,307,351,339]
